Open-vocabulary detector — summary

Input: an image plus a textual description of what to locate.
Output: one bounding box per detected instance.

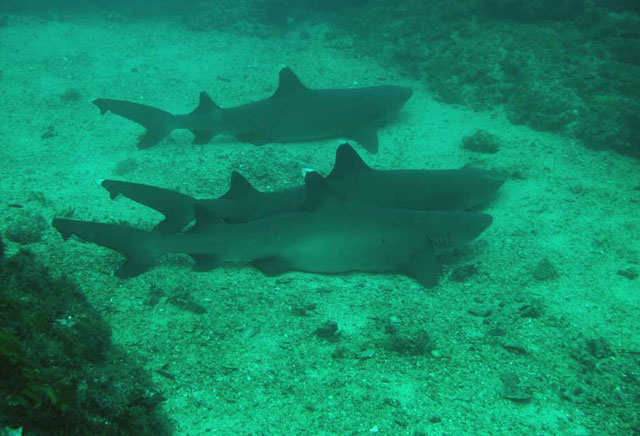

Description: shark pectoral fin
[116,256,155,278]
[236,133,268,146]
[406,249,440,288]
[139,129,170,149]
[190,254,220,272]
[153,218,188,234]
[191,130,215,145]
[252,257,292,276]
[347,127,379,154]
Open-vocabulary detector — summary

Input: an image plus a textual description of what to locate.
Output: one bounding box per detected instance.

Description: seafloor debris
[461,129,503,154]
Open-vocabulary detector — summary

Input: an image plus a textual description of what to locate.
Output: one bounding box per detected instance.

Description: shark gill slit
[429,233,451,251]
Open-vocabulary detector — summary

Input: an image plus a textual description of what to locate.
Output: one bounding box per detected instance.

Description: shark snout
[395,86,413,107]
[479,213,493,230]
[400,86,413,101]
[460,212,493,244]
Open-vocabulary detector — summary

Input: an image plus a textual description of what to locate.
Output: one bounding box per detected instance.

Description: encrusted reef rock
[0,249,172,435]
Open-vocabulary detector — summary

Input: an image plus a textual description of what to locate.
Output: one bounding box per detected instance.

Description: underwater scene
[0,0,639,434]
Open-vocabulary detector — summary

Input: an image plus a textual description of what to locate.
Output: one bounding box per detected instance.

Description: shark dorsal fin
[221,171,259,200]
[273,67,309,99]
[303,171,345,211]
[327,143,372,180]
[190,92,220,115]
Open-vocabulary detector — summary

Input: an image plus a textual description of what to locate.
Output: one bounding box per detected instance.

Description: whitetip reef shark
[101,143,504,232]
[93,68,412,152]
[52,172,493,287]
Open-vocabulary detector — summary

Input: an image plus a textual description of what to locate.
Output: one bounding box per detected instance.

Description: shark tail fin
[93,98,176,149]
[100,180,197,233]
[52,218,158,278]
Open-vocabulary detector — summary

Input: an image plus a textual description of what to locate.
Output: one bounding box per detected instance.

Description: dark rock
[0,249,172,434]
[532,258,559,281]
[560,384,586,403]
[167,287,206,314]
[617,267,638,280]
[479,0,586,22]
[5,210,47,244]
[506,85,578,132]
[519,303,543,318]
[461,130,502,154]
[144,284,164,307]
[331,345,349,359]
[114,158,139,176]
[41,125,56,140]
[387,329,435,356]
[382,317,400,335]
[315,320,340,342]
[501,343,528,355]
[595,0,640,13]
[500,371,534,403]
[450,263,478,281]
[586,337,613,359]
[486,327,507,337]
[468,307,492,318]
[291,302,316,316]
[576,95,640,158]
[60,88,82,102]
[575,7,610,33]
[607,37,640,66]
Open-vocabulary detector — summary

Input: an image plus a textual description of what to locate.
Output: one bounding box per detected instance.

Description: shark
[93,68,412,153]
[102,171,304,233]
[101,143,504,232]
[52,173,493,287]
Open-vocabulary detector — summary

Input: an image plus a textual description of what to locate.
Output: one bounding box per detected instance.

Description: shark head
[452,212,493,247]
[458,169,505,210]
[376,85,413,115]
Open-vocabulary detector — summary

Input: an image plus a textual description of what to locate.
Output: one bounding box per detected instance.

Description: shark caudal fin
[93,98,176,149]
[52,218,158,278]
[100,180,197,233]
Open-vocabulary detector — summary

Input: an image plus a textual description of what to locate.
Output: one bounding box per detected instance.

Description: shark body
[102,143,504,232]
[52,191,492,287]
[93,68,412,153]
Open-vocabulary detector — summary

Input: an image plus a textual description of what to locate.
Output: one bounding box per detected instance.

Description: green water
[0,1,638,435]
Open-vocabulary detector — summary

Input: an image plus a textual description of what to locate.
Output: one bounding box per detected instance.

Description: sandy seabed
[0,13,638,436]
